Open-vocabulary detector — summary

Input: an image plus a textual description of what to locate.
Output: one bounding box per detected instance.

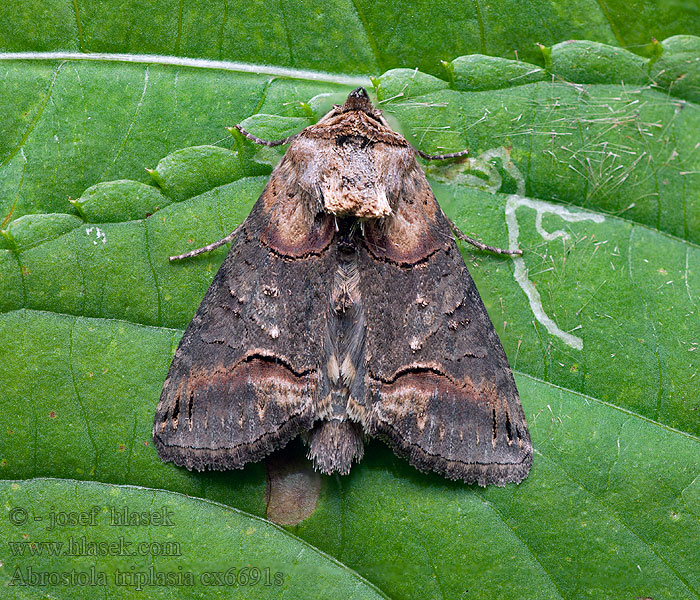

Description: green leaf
[1,214,83,251]
[548,40,649,84]
[147,145,270,201]
[1,6,700,598]
[71,180,171,223]
[0,478,385,598]
[449,54,547,90]
[2,0,700,75]
[650,35,700,103]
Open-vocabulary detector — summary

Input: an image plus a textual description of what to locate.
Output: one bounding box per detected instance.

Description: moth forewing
[154,87,532,486]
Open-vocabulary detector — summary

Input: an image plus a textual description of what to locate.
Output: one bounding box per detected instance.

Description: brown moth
[154,88,532,486]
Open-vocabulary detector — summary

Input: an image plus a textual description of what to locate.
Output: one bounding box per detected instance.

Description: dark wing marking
[154,172,336,471]
[356,166,532,486]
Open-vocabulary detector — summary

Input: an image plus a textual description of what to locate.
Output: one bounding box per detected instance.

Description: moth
[154,88,532,486]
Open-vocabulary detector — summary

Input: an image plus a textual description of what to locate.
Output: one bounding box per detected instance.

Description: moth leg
[169,225,241,262]
[445,215,523,256]
[232,124,297,147]
[415,148,470,160]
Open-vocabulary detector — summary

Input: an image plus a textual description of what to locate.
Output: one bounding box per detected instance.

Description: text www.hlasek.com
[6,504,286,589]
[8,536,182,557]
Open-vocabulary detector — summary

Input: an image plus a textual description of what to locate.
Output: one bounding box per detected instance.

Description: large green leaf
[1,0,700,75]
[1,9,699,600]
[0,478,385,598]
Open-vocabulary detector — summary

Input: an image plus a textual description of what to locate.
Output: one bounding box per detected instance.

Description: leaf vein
[0,61,62,173]
[349,0,384,72]
[626,226,665,419]
[100,66,150,181]
[71,0,85,52]
[534,448,700,598]
[476,493,566,599]
[68,317,99,472]
[142,220,163,325]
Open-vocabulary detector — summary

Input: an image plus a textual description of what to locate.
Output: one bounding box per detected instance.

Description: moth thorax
[321,176,392,219]
[319,141,395,219]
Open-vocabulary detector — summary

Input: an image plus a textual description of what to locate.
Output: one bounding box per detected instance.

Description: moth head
[339,87,382,118]
[314,87,388,128]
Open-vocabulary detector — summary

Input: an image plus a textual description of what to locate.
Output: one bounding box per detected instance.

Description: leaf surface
[0,478,385,598]
[1,25,699,600]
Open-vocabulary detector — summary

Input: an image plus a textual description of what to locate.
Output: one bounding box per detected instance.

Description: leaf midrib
[0,52,373,87]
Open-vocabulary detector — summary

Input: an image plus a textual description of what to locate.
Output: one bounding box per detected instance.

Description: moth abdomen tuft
[307,420,364,476]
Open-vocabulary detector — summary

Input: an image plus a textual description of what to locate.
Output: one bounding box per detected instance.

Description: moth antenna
[415,148,470,160]
[445,215,522,256]
[169,225,242,262]
[232,124,297,147]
